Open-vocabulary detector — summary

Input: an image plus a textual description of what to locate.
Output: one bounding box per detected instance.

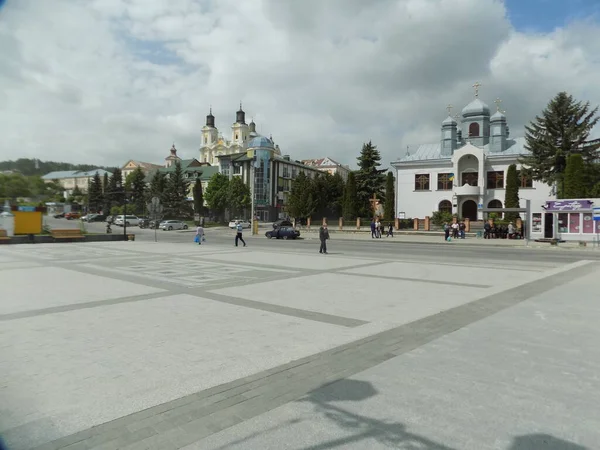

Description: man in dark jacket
[319,223,330,254]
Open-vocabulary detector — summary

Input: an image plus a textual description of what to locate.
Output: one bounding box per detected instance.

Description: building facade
[217,135,321,221]
[391,89,554,223]
[121,160,162,179]
[42,169,112,197]
[300,157,351,181]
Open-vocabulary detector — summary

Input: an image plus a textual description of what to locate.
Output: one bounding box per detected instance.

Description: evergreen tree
[129,167,147,215]
[88,172,104,212]
[107,168,124,208]
[504,164,520,222]
[287,171,315,219]
[102,172,110,213]
[355,141,387,216]
[384,171,395,221]
[70,185,84,204]
[228,176,251,218]
[149,170,167,203]
[193,179,204,216]
[563,154,588,198]
[327,172,345,218]
[520,92,600,197]
[163,161,190,218]
[342,171,359,220]
[204,173,230,220]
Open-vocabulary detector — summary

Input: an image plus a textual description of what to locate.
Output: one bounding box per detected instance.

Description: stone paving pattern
[0,242,599,449]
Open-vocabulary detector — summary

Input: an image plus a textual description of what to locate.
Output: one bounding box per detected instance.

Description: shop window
[414,174,430,191]
[558,213,568,233]
[437,173,453,190]
[486,171,504,189]
[569,213,580,234]
[582,213,594,234]
[532,213,542,233]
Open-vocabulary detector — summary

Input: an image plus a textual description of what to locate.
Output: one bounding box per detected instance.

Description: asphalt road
[45,216,600,264]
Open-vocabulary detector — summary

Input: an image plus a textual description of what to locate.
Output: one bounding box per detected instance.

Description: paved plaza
[1,241,599,449]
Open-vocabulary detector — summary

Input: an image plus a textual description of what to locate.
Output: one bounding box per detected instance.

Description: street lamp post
[116,181,128,241]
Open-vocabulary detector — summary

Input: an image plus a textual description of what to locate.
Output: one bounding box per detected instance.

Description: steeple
[236,102,246,124]
[441,105,458,156]
[206,106,215,128]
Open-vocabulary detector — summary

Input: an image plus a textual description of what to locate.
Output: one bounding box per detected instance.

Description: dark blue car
[265,226,300,240]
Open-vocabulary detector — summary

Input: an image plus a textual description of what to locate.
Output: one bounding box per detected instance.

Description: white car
[114,215,140,227]
[229,219,251,229]
[160,220,188,231]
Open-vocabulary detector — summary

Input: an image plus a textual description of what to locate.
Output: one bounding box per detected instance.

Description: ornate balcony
[454,184,481,196]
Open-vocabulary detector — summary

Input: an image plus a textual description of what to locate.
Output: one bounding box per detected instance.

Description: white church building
[391,86,554,224]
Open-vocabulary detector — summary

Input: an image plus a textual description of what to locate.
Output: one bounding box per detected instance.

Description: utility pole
[250,160,256,235]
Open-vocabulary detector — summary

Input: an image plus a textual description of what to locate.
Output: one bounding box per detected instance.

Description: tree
[163,161,190,218]
[355,141,387,216]
[149,170,167,203]
[204,173,230,220]
[102,172,110,212]
[384,172,395,221]
[504,164,520,222]
[128,168,147,215]
[287,171,315,219]
[228,176,251,218]
[107,169,124,208]
[520,92,600,197]
[327,172,345,218]
[88,172,104,212]
[70,185,84,204]
[343,171,359,220]
[563,154,588,199]
[193,179,204,216]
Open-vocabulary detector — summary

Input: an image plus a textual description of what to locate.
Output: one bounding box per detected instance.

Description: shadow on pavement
[508,434,588,449]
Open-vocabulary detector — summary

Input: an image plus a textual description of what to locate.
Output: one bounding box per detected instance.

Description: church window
[517,170,533,188]
[235,133,239,140]
[204,136,207,144]
[437,173,453,190]
[438,200,452,214]
[414,174,430,191]
[486,171,504,189]
[488,199,503,218]
[461,172,478,186]
[469,122,480,137]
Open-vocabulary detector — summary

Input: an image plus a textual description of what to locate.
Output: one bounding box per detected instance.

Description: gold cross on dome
[494,97,502,111]
[446,104,453,115]
[473,81,482,98]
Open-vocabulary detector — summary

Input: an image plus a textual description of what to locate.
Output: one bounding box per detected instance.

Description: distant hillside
[0,158,117,177]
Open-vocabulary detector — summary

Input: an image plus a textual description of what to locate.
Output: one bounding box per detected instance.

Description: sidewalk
[299,229,598,249]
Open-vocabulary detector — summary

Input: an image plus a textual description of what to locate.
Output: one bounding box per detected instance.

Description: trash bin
[127,234,135,241]
[476,231,483,239]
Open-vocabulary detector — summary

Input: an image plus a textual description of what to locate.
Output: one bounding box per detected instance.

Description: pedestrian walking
[235,222,246,247]
[387,222,394,237]
[370,219,376,239]
[195,224,204,245]
[319,223,330,254]
[443,222,450,241]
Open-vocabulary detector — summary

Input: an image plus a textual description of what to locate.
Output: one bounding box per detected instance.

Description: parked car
[138,218,150,228]
[265,226,300,240]
[273,219,293,229]
[114,215,140,226]
[149,219,161,229]
[160,220,188,231]
[229,219,251,229]
[88,214,106,222]
[53,212,65,218]
[65,212,81,220]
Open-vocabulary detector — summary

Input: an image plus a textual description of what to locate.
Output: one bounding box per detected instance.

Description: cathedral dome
[491,109,506,122]
[247,135,274,149]
[461,98,490,118]
[442,115,457,126]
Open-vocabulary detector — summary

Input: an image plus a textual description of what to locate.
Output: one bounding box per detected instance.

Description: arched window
[488,199,503,218]
[438,200,452,214]
[469,122,480,137]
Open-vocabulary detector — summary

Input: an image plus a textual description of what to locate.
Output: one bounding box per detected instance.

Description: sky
[1,0,599,169]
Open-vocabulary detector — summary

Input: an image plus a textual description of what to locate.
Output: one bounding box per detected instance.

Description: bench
[0,229,10,241]
[50,229,86,241]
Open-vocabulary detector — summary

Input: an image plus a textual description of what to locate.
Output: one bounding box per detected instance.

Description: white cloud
[0,0,599,168]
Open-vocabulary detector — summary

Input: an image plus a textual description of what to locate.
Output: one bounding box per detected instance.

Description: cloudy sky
[1,0,599,169]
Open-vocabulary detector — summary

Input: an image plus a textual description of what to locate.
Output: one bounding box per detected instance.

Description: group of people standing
[483,221,520,239]
[370,219,394,238]
[443,221,466,240]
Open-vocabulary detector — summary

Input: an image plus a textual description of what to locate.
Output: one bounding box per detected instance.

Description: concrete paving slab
[0,266,163,315]
[191,268,600,450]
[214,273,491,324]
[0,293,382,449]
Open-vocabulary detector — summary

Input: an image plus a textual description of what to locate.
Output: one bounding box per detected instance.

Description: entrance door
[461,200,477,221]
[544,213,553,238]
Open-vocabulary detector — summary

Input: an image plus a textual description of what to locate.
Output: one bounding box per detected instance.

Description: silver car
[160,220,188,231]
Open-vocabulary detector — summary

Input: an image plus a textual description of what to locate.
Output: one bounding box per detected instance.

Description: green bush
[431,211,453,226]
